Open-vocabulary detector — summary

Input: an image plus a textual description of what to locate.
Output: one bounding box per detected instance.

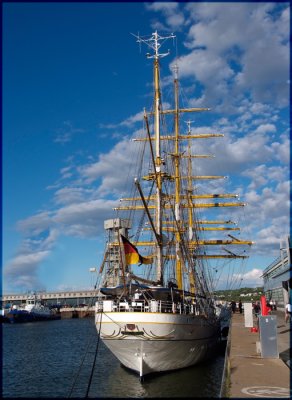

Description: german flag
[121,235,152,265]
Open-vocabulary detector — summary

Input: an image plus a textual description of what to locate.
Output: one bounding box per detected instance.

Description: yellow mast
[173,65,183,290]
[184,121,197,293]
[135,31,175,284]
[153,55,163,283]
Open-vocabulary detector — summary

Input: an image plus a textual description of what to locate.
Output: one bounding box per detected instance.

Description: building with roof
[261,236,291,311]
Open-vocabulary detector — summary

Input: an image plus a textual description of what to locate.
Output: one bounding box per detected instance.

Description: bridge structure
[1,289,100,307]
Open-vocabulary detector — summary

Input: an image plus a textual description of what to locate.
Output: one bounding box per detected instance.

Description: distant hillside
[214,287,264,302]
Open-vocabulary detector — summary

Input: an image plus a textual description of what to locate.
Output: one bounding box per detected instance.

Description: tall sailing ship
[94,32,252,378]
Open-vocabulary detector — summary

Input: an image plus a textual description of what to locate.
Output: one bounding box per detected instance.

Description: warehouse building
[261,236,291,311]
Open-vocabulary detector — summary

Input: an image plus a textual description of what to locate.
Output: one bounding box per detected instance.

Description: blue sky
[3,2,290,294]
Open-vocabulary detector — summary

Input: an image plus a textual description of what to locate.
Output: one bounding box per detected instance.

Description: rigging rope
[67,331,94,398]
[85,312,103,398]
[67,311,103,398]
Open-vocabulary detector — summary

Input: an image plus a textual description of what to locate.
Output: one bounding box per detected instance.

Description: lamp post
[89,267,97,289]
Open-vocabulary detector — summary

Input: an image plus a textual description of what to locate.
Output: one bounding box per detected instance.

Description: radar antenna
[132,31,176,59]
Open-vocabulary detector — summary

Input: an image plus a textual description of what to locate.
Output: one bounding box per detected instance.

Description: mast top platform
[133,31,176,60]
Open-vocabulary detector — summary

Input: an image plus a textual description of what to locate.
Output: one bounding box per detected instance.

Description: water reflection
[3,319,225,398]
[89,340,225,398]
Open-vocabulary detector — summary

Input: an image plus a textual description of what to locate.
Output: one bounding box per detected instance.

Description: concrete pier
[222,310,290,398]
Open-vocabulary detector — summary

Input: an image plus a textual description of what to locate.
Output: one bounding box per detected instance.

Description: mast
[135,31,175,284]
[186,120,196,294]
[153,44,163,284]
[186,120,194,242]
[173,64,183,290]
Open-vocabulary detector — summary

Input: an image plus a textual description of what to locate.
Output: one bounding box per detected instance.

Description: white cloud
[250,102,274,116]
[253,124,276,135]
[78,137,142,197]
[243,180,290,255]
[174,49,234,84]
[271,134,290,164]
[8,250,50,269]
[60,166,74,179]
[54,121,85,144]
[53,199,117,237]
[234,268,263,287]
[17,211,53,236]
[121,111,145,127]
[145,2,185,30]
[101,111,145,130]
[174,3,289,108]
[4,250,50,292]
[244,165,288,190]
[53,187,95,205]
[4,195,118,291]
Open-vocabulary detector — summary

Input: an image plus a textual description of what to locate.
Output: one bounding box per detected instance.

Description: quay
[221,310,290,398]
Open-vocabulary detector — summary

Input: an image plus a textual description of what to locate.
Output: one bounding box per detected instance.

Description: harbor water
[3,318,226,398]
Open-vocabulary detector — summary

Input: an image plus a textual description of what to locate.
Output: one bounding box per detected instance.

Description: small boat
[6,294,60,323]
[1,309,10,323]
[94,31,252,378]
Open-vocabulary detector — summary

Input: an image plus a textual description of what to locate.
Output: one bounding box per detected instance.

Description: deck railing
[95,298,202,315]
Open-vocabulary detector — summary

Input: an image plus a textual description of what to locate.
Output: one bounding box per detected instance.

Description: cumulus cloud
[4,230,55,292]
[189,126,276,178]
[167,3,289,109]
[271,134,290,164]
[244,165,288,190]
[234,268,264,287]
[53,199,117,237]
[243,180,290,255]
[146,2,185,30]
[53,187,95,205]
[174,49,234,84]
[100,111,145,130]
[17,211,53,236]
[78,137,142,197]
[4,195,119,292]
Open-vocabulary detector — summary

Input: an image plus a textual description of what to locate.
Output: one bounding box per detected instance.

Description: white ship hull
[95,310,220,377]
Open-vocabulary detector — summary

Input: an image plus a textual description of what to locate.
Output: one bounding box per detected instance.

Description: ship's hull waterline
[95,311,220,377]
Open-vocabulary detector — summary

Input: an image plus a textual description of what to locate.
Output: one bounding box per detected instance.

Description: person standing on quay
[231,300,236,313]
[238,300,243,314]
[285,302,291,323]
[253,301,260,318]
